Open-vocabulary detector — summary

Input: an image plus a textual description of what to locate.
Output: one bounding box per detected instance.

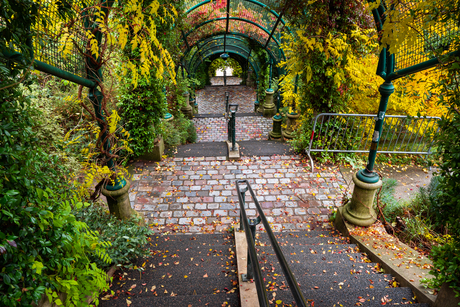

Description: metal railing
[226,91,238,151]
[236,180,307,307]
[306,113,441,170]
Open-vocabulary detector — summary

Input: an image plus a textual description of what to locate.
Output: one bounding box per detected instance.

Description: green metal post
[268,59,273,90]
[231,110,236,151]
[357,81,395,183]
[254,81,260,112]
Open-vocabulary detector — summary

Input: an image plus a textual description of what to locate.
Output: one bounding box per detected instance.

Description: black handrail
[236,179,308,307]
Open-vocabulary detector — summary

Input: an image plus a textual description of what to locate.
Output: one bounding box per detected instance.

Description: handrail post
[231,110,236,150]
[239,185,248,231]
[242,216,261,281]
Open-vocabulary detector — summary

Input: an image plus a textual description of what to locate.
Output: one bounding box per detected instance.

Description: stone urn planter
[137,136,165,162]
[282,112,300,140]
[263,89,276,117]
[180,92,193,119]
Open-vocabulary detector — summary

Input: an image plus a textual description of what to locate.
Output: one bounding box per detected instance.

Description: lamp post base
[342,172,382,227]
[269,115,283,141]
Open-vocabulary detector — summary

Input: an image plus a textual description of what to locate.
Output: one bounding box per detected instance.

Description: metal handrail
[236,179,307,307]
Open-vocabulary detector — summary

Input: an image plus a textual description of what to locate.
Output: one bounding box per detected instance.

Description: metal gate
[306,113,441,170]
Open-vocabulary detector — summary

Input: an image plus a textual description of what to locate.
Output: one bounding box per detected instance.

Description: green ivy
[118,71,166,158]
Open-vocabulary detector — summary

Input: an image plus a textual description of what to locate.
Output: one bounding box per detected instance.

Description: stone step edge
[334,207,438,306]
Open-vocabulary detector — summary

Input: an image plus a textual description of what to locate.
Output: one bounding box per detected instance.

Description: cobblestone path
[129,155,348,234]
[194,77,271,142]
[192,116,272,142]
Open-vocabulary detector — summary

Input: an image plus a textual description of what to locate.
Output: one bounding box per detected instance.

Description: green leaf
[32,261,44,275]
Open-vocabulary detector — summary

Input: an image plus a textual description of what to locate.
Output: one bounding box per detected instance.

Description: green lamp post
[264,59,276,117]
[342,81,395,226]
[220,53,229,86]
[269,92,283,140]
[254,81,260,113]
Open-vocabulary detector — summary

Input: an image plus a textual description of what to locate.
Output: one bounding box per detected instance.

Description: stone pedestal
[138,137,164,161]
[263,89,276,117]
[254,101,260,113]
[342,173,382,226]
[269,115,283,141]
[180,92,193,119]
[102,181,141,223]
[282,112,299,140]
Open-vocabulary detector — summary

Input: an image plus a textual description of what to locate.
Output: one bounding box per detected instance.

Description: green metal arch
[184,17,284,60]
[191,45,253,70]
[192,50,259,79]
[186,0,288,28]
[182,32,280,72]
[188,42,260,74]
[188,36,254,71]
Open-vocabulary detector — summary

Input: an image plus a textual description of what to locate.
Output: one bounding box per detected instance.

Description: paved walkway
[129,155,348,234]
[209,76,242,86]
[192,116,272,142]
[196,79,255,114]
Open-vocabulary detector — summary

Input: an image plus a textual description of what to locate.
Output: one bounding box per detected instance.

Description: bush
[74,203,153,269]
[163,114,196,147]
[0,85,110,307]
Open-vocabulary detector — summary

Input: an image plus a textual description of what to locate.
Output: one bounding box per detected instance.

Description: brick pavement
[192,116,272,142]
[196,80,255,114]
[129,155,348,234]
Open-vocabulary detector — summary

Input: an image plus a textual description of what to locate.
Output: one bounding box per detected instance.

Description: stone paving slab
[196,80,255,114]
[129,155,348,234]
[193,116,272,143]
[209,76,243,86]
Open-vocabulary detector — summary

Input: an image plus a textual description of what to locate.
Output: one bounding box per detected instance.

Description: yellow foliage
[36,0,176,87]
[348,54,447,118]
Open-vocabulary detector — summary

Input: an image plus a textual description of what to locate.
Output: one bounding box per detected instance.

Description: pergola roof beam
[224,0,230,53]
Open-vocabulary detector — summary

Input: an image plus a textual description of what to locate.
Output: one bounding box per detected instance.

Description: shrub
[74,203,153,269]
[0,86,110,307]
[163,114,196,147]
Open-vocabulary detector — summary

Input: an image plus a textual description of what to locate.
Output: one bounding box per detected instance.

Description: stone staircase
[254,228,430,306]
[99,225,430,307]
[99,233,239,307]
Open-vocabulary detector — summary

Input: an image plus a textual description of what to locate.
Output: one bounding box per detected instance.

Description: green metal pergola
[2,0,459,194]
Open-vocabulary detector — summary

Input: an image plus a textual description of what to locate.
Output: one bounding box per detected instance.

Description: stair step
[255,235,350,246]
[257,249,370,264]
[111,292,239,307]
[294,273,394,290]
[149,246,235,263]
[257,230,341,239]
[150,233,234,247]
[263,286,420,306]
[110,276,237,297]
